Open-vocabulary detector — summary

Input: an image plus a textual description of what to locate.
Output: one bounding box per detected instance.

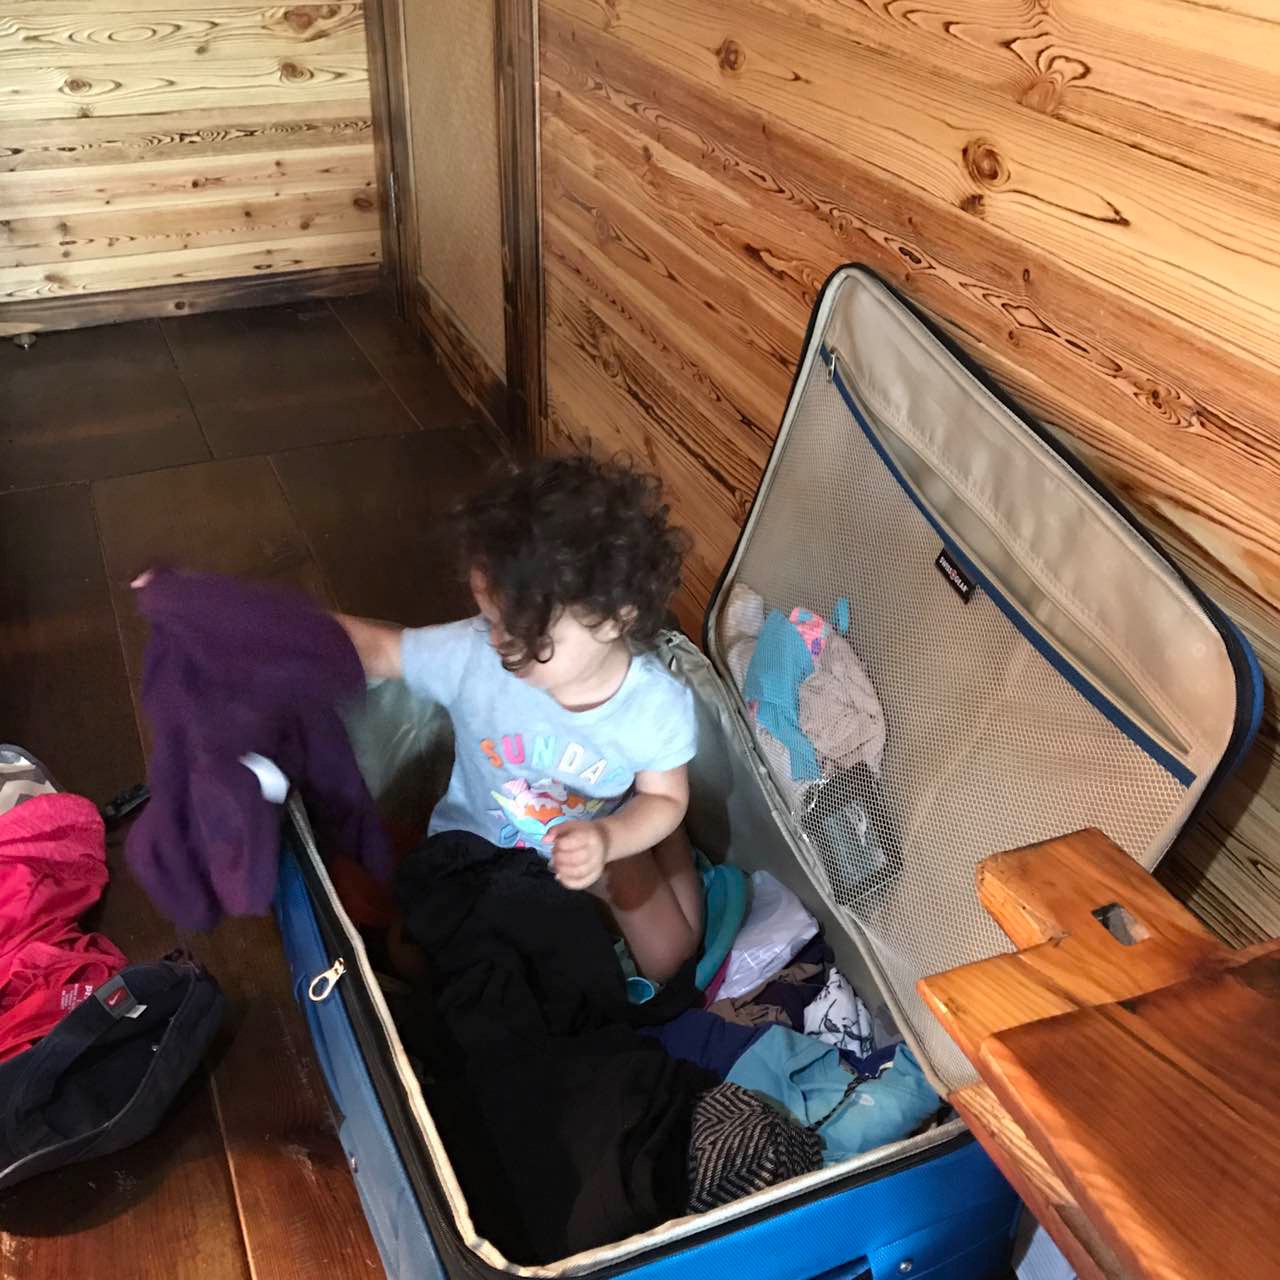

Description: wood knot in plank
[280,60,312,82]
[963,138,1008,189]
[64,77,92,95]
[1020,76,1062,115]
[959,193,985,216]
[1136,379,1188,426]
[716,38,746,73]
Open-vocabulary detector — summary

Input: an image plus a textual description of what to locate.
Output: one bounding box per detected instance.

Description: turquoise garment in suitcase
[275,265,1261,1279]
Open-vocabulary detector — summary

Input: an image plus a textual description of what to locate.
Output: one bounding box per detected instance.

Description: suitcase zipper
[307,957,346,1002]
[824,343,1196,774]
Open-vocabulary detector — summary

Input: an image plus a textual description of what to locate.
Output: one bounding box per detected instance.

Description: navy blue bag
[275,266,1261,1279]
[0,956,224,1193]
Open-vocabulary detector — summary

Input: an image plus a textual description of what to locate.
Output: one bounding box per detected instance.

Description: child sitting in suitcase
[338,454,704,984]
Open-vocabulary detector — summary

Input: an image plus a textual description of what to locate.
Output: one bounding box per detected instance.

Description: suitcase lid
[704,266,1262,1092]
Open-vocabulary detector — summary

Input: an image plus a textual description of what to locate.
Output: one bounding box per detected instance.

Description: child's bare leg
[652,826,703,940]
[591,834,701,984]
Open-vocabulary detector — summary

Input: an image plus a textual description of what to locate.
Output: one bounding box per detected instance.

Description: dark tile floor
[0,291,488,1279]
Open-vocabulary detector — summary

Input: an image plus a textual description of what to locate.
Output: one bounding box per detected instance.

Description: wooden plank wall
[0,1,379,314]
[538,0,1280,946]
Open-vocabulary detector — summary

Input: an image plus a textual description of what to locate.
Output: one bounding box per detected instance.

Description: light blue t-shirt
[401,618,697,852]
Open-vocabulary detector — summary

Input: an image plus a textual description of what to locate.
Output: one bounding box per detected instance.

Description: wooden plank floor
[0,291,485,1280]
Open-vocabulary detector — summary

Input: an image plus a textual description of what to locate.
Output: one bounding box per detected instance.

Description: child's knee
[653,830,703,933]
[645,920,699,985]
[596,850,661,913]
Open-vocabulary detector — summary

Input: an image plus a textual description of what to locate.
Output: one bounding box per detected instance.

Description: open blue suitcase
[275,267,1263,1280]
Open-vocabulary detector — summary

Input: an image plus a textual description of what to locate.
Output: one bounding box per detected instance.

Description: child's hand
[548,820,608,890]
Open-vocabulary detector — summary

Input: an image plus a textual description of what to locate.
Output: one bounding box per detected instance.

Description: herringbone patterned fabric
[687,1083,822,1213]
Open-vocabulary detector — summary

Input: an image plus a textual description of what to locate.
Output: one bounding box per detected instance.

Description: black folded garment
[0,955,224,1192]
[396,831,714,1264]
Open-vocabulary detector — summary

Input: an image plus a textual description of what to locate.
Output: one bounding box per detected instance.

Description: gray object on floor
[0,744,59,816]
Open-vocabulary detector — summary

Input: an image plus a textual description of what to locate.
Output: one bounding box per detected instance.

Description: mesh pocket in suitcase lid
[718,357,1190,1091]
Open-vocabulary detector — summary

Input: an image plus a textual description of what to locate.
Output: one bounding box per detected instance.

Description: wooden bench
[919,829,1280,1280]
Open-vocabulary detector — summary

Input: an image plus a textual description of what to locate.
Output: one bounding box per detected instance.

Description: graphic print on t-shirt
[480,731,631,850]
[489,777,609,849]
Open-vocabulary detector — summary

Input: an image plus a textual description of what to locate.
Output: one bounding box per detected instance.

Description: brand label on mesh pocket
[935,549,975,603]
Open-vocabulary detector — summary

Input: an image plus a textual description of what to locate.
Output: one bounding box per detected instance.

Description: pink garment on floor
[0,794,126,1062]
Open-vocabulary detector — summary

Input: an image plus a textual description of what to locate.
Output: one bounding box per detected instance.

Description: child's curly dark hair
[455,454,688,671]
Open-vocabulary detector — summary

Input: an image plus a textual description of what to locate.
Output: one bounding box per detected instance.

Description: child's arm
[335,614,404,680]
[549,766,688,890]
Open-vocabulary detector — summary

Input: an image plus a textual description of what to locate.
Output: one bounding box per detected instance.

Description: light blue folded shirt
[727,1028,940,1164]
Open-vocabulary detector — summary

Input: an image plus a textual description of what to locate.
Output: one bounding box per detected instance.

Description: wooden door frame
[364,0,545,456]
[360,0,417,321]
[495,0,545,455]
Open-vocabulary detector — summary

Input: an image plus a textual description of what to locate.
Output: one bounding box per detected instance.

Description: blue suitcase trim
[635,1139,1016,1280]
[276,849,446,1280]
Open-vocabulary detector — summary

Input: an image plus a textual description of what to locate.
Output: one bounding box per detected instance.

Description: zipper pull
[825,348,836,382]
[308,957,346,1003]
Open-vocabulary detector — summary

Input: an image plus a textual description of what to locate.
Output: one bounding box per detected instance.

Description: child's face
[470,568,625,695]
